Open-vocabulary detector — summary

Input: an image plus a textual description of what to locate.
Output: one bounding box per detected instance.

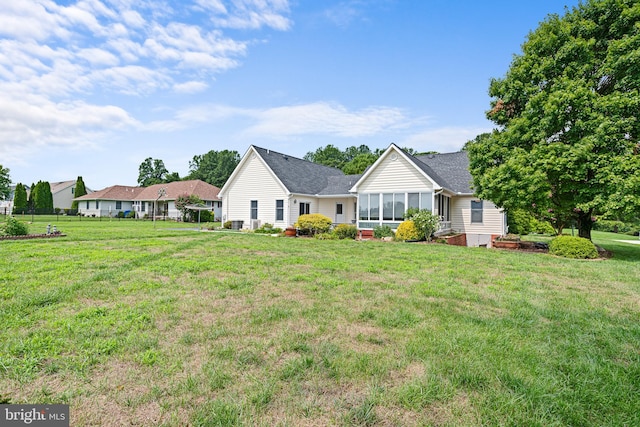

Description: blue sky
[1,0,580,190]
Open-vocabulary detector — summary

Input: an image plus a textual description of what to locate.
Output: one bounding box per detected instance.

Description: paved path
[614,239,640,245]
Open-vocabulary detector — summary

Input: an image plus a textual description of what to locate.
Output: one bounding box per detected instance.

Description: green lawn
[1,217,639,426]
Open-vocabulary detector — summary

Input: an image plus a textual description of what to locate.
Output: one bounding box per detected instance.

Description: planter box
[493,240,520,249]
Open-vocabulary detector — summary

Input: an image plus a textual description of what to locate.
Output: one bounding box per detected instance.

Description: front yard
[1,219,638,426]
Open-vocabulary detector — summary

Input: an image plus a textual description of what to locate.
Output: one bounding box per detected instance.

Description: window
[95,201,99,209]
[86,201,89,209]
[394,193,405,221]
[276,200,284,221]
[336,203,343,215]
[251,200,258,220]
[420,192,432,211]
[116,201,122,210]
[299,202,310,215]
[383,193,393,220]
[141,202,145,212]
[408,193,420,211]
[71,187,75,194]
[471,200,483,223]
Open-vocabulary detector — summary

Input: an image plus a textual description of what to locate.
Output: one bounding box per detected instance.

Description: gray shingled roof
[253,146,351,195]
[414,151,473,194]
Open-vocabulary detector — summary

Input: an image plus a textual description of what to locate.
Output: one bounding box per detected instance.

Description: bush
[198,210,213,222]
[223,221,232,229]
[254,223,283,234]
[126,211,136,219]
[295,214,332,235]
[1,216,29,236]
[549,235,598,259]
[373,225,394,239]
[315,232,338,240]
[117,211,125,218]
[593,219,632,233]
[333,224,357,240]
[508,209,555,235]
[395,220,422,241]
[408,209,440,241]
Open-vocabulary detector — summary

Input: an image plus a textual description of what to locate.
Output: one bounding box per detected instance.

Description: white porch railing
[437,221,452,233]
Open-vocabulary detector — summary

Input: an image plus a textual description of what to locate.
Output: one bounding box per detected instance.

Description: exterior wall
[450,196,506,246]
[355,152,435,230]
[53,185,76,210]
[223,154,289,229]
[78,200,134,217]
[317,197,357,225]
[357,154,434,193]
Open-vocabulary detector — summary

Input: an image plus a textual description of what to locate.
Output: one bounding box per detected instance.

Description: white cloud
[173,80,209,94]
[208,0,292,30]
[401,127,492,153]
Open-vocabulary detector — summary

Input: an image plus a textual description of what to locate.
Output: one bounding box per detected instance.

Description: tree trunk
[576,211,593,240]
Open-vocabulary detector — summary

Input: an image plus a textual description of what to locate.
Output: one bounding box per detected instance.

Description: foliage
[508,209,556,235]
[137,157,179,187]
[175,194,204,222]
[1,216,29,236]
[12,183,28,214]
[373,225,395,239]
[395,220,422,241]
[303,144,347,169]
[343,153,378,175]
[314,232,339,240]
[71,176,87,210]
[198,210,213,223]
[188,150,240,188]
[254,223,283,234]
[294,213,332,235]
[332,224,357,240]
[32,181,53,214]
[549,235,598,259]
[126,211,136,219]
[592,219,640,234]
[0,165,10,201]
[467,1,640,241]
[407,209,440,241]
[304,144,383,174]
[223,220,232,229]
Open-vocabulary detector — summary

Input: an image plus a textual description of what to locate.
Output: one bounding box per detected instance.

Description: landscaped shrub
[508,209,555,235]
[395,220,422,241]
[333,224,357,240]
[593,219,633,234]
[295,214,332,235]
[254,223,283,234]
[373,225,394,239]
[223,221,232,229]
[315,232,338,240]
[549,235,598,259]
[126,211,136,219]
[199,210,214,222]
[407,209,440,241]
[117,211,125,218]
[1,216,29,236]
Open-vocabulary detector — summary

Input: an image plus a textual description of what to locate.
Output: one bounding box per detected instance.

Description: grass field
[1,216,639,426]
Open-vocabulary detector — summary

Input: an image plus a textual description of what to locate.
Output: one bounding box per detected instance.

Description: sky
[1,0,582,190]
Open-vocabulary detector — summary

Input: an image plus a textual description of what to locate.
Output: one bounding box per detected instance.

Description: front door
[335,203,344,223]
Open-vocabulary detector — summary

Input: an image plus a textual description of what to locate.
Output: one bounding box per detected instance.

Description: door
[335,203,344,223]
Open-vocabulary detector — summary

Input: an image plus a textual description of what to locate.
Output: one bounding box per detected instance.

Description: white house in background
[220,144,507,247]
[50,180,95,210]
[74,180,222,219]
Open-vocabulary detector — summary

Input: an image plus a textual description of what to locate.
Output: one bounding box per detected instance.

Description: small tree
[408,209,440,241]
[12,183,28,214]
[0,165,10,201]
[175,193,204,222]
[71,176,87,210]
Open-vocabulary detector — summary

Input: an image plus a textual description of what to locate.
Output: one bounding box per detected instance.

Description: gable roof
[74,185,140,201]
[49,180,76,195]
[251,146,353,195]
[414,151,473,194]
[135,180,220,201]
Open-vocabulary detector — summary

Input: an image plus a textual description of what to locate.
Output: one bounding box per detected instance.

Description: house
[74,180,222,219]
[219,146,360,230]
[50,180,95,211]
[219,144,507,246]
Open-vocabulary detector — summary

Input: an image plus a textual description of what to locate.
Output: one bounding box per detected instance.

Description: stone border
[0,233,67,241]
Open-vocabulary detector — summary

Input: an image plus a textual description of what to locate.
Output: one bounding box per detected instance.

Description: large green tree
[188,150,240,188]
[71,176,87,210]
[138,158,172,187]
[467,0,640,240]
[303,145,347,169]
[12,183,28,214]
[0,165,10,201]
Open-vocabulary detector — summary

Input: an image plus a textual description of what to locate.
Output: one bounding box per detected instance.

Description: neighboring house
[50,180,94,211]
[74,180,222,219]
[74,185,141,217]
[220,144,507,246]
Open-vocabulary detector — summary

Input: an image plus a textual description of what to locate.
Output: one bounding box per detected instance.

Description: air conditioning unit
[250,219,261,230]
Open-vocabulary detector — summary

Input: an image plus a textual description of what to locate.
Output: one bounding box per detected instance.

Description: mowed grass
[1,217,639,426]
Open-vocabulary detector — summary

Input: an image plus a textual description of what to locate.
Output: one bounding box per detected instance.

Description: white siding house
[221,144,507,246]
